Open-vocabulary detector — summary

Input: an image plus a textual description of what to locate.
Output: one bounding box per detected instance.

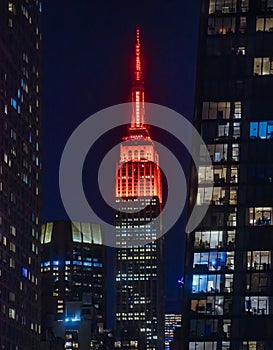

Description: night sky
[41,0,200,324]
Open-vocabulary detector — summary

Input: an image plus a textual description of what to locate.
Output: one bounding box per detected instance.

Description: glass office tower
[40,221,106,349]
[182,1,273,349]
[0,1,42,348]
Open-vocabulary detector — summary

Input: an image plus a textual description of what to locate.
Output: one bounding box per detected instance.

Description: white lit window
[254,57,273,76]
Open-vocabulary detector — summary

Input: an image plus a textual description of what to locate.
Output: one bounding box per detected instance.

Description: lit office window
[81,222,92,243]
[256,16,273,31]
[209,0,237,14]
[200,165,237,185]
[253,57,273,75]
[202,102,231,120]
[250,120,273,139]
[211,187,226,205]
[213,166,227,184]
[247,251,271,270]
[247,207,272,226]
[208,16,236,35]
[202,144,228,162]
[192,274,233,293]
[244,296,269,315]
[191,296,233,316]
[8,308,15,319]
[194,230,224,249]
[193,251,234,271]
[197,187,213,205]
[198,166,214,184]
[221,342,231,350]
[72,222,81,242]
[231,143,239,161]
[242,341,266,349]
[43,222,53,244]
[233,101,241,118]
[189,341,217,350]
[233,122,241,139]
[229,187,237,205]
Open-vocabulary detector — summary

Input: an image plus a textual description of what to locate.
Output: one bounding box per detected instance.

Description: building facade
[182,0,273,349]
[165,314,182,350]
[0,1,42,348]
[115,28,164,350]
[40,221,106,349]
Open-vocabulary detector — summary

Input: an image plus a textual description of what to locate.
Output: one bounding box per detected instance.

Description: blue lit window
[267,122,273,137]
[11,98,17,110]
[17,89,21,99]
[83,261,92,266]
[73,260,82,266]
[22,267,28,278]
[250,121,273,139]
[259,122,267,138]
[44,261,50,266]
[65,260,70,265]
[64,316,81,323]
[23,174,28,184]
[53,260,59,266]
[93,263,102,267]
[192,274,221,293]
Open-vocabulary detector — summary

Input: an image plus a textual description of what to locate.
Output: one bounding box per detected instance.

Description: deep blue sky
[41,0,200,320]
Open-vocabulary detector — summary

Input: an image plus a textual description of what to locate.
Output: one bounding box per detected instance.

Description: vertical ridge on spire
[131,27,145,129]
[135,27,141,81]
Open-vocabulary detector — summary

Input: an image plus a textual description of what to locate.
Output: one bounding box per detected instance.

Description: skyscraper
[164,313,182,350]
[0,1,42,348]
[182,1,273,349]
[40,221,106,349]
[115,28,164,350]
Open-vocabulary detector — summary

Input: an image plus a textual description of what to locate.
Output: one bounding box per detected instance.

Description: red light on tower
[131,27,145,129]
[115,28,164,349]
[116,27,162,203]
[135,27,141,81]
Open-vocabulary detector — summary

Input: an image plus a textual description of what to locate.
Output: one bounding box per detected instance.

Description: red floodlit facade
[115,28,164,350]
[116,28,162,204]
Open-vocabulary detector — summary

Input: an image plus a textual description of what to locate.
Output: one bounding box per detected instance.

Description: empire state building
[115,28,164,350]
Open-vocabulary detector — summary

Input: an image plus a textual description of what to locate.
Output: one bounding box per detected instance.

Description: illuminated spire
[131,27,145,129]
[135,27,142,82]
[117,27,162,203]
